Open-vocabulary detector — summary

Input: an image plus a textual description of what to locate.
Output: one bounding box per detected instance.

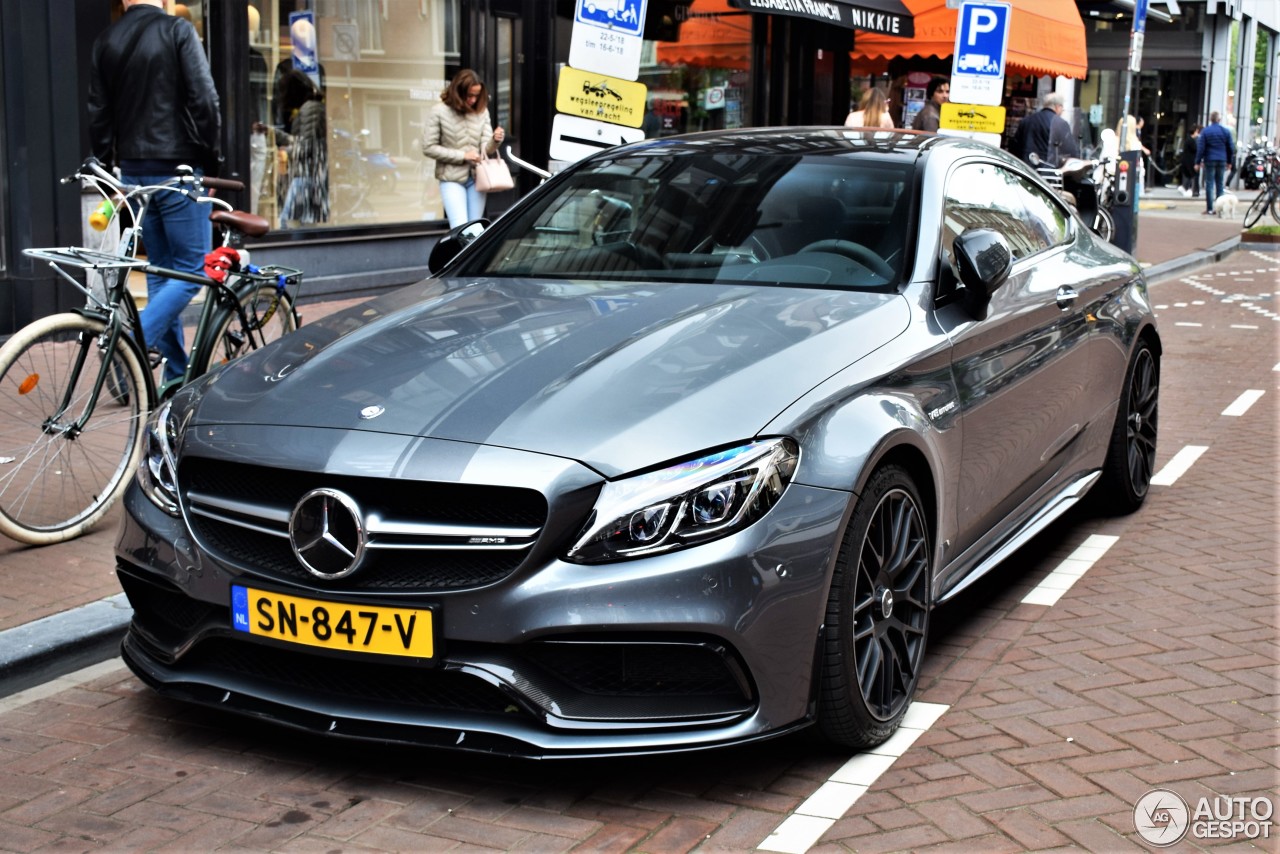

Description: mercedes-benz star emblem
[289,488,367,579]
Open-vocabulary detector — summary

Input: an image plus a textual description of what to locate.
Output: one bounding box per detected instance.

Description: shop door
[479,5,523,208]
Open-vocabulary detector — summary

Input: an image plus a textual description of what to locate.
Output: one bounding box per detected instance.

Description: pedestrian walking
[1012,91,1079,166]
[911,77,949,133]
[1195,111,1235,216]
[1179,125,1201,197]
[422,69,506,228]
[87,0,221,383]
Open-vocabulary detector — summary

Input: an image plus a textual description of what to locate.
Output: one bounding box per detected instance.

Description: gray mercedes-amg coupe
[116,128,1160,757]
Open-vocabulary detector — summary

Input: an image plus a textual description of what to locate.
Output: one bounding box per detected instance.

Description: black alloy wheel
[1095,341,1159,514]
[819,465,931,748]
[1123,347,1159,497]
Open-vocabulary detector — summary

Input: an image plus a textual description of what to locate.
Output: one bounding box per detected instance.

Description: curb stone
[0,593,132,697]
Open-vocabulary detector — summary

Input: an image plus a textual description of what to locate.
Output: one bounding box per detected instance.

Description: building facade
[0,0,1275,334]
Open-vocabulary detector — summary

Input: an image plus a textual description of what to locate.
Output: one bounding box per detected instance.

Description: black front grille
[188,518,526,590]
[179,458,547,591]
[184,459,546,527]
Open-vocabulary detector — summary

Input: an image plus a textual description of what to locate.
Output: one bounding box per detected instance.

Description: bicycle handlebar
[201,176,245,193]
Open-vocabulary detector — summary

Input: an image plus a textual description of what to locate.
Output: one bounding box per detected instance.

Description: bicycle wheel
[192,284,297,377]
[1092,207,1115,243]
[1243,189,1272,228]
[0,313,149,545]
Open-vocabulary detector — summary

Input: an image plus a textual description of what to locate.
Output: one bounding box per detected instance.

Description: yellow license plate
[231,585,434,659]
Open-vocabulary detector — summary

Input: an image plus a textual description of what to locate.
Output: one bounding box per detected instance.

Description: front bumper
[116,475,852,758]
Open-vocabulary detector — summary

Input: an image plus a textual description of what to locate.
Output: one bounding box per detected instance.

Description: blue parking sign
[953,2,1010,78]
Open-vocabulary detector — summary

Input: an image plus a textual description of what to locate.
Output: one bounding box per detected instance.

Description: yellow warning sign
[940,102,1007,135]
[556,66,647,129]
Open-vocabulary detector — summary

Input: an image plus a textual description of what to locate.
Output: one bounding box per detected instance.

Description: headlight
[566,438,799,564]
[137,400,181,515]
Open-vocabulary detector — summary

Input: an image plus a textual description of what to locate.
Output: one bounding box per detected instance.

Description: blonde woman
[423,69,506,227]
[845,88,895,129]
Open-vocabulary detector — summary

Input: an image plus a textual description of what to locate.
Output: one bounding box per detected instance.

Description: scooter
[1242,140,1274,190]
[1029,152,1114,243]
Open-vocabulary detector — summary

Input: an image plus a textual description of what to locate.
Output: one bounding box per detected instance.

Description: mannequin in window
[273,16,328,225]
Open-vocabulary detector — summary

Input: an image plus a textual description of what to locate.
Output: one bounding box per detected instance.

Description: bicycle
[1242,151,1280,228]
[0,157,304,546]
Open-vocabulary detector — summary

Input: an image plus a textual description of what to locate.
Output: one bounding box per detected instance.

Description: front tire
[1094,340,1159,515]
[818,465,931,748]
[1243,190,1272,228]
[0,313,149,544]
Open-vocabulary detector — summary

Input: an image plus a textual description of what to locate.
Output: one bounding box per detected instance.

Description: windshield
[455,152,916,289]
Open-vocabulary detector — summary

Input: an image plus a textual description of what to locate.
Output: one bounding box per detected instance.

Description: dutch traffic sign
[549,114,646,164]
[949,2,1011,107]
[556,66,648,128]
[569,0,649,81]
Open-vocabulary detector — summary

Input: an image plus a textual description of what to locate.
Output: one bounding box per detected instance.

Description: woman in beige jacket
[423,69,505,227]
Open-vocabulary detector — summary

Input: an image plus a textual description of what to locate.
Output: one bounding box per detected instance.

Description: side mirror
[952,228,1011,320]
[428,219,489,274]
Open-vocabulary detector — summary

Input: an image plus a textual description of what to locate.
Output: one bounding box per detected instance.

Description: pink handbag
[474,152,514,193]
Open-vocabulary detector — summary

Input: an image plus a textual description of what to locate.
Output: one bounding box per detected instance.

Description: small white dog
[1213,192,1239,218]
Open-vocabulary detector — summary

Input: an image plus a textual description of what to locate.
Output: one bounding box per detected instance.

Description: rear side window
[941,162,1068,261]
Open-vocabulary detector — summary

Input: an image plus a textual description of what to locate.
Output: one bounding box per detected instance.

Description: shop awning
[849,0,1087,80]
[655,0,752,69]
[728,0,914,38]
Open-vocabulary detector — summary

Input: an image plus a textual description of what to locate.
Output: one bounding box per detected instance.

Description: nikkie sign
[729,0,914,37]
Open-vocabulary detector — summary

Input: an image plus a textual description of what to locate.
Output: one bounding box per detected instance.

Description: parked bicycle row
[0,157,304,545]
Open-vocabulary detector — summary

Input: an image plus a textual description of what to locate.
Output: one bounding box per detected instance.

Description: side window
[942,162,1067,262]
[1012,173,1069,250]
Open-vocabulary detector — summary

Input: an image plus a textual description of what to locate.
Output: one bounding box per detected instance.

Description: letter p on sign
[967,8,998,44]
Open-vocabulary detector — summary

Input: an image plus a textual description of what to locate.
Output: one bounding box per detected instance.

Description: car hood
[191,278,910,477]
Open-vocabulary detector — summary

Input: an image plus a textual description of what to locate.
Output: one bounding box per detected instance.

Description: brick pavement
[0,215,1274,853]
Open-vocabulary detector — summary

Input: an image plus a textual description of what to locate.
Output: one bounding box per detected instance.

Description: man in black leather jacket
[87,0,221,384]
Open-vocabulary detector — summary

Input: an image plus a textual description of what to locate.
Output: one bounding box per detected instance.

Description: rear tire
[818,465,931,748]
[0,313,148,545]
[1094,340,1159,515]
[192,284,297,377]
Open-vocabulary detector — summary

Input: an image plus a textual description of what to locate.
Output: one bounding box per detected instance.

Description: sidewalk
[0,191,1260,695]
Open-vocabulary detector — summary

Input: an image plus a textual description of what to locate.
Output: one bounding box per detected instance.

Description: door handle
[1056,286,1078,310]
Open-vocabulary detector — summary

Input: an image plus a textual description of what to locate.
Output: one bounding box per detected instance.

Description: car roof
[594,127,1033,178]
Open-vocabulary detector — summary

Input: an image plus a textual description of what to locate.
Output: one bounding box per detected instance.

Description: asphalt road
[0,243,1274,850]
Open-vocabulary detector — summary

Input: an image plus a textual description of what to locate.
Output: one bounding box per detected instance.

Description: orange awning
[850,0,1087,80]
[655,0,752,70]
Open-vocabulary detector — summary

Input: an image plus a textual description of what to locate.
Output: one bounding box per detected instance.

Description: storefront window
[248,0,462,230]
[644,0,752,137]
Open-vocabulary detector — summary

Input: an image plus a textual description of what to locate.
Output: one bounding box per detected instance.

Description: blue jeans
[123,170,211,383]
[439,178,486,229]
[1202,160,1227,213]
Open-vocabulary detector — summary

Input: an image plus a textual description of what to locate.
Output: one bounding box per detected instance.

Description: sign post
[554,0,649,165]
[941,1,1010,147]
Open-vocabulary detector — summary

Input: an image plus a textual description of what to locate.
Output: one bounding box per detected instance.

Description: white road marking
[756,702,949,853]
[1231,324,1259,329]
[1021,535,1119,607]
[1175,322,1202,327]
[1222,389,1265,417]
[1150,444,1209,486]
